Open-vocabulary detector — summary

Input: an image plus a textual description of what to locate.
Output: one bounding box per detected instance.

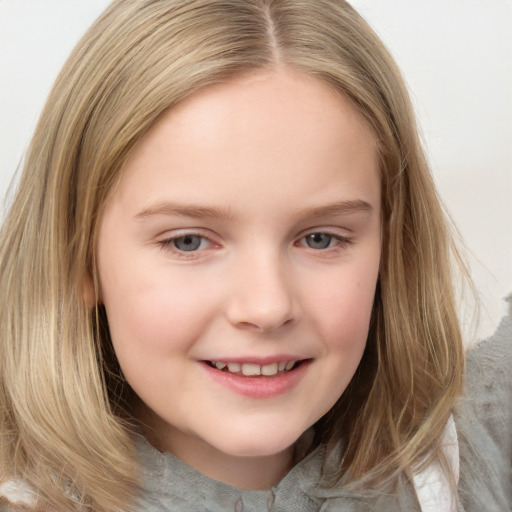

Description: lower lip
[201,361,311,398]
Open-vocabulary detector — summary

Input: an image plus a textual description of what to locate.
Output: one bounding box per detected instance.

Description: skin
[95,67,381,489]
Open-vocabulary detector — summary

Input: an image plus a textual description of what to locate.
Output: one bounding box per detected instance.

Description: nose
[225,252,297,333]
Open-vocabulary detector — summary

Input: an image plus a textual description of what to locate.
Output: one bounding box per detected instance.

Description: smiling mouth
[204,360,306,377]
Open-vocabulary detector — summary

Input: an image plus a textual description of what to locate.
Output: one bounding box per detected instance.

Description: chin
[211,429,305,459]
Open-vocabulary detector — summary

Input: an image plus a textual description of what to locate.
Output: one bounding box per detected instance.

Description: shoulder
[456,300,512,511]
[462,301,512,445]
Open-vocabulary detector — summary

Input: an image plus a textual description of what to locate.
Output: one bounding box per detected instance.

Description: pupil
[307,233,331,249]
[174,235,201,251]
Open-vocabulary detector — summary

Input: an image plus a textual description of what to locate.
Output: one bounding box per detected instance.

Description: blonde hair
[0,0,465,510]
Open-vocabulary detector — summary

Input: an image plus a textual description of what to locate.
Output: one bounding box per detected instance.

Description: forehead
[111,67,380,217]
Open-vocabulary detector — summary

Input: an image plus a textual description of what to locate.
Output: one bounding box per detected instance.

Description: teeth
[241,363,261,376]
[211,360,298,375]
[261,362,278,376]
[227,362,241,373]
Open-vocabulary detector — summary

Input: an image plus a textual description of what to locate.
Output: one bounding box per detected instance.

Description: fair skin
[95,67,381,489]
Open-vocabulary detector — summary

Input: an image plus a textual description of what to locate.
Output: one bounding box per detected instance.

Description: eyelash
[158,232,213,259]
[296,231,353,250]
[158,230,353,258]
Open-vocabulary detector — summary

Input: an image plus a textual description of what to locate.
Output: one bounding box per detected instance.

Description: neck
[138,403,295,490]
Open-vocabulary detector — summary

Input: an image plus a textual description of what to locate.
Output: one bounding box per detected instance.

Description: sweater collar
[136,434,324,512]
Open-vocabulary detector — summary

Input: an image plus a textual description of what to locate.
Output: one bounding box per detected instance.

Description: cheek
[310,262,378,351]
[310,271,378,412]
[101,265,215,360]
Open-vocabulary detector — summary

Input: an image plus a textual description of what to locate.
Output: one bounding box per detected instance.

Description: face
[96,68,381,483]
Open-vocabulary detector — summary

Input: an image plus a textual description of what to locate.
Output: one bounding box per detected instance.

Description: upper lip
[200,355,309,365]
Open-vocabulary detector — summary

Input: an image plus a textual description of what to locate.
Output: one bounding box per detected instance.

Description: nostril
[225,272,296,332]
[235,317,295,333]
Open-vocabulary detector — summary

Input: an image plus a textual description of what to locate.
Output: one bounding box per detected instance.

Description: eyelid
[295,228,353,249]
[298,226,352,239]
[157,229,220,257]
[155,226,353,259]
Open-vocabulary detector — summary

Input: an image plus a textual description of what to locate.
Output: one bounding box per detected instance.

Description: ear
[81,272,98,308]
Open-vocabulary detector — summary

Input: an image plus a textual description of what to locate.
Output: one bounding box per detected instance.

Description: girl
[0,1,510,511]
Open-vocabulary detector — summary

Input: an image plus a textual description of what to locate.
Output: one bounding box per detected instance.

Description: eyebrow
[134,199,373,221]
[135,202,236,221]
[298,200,373,219]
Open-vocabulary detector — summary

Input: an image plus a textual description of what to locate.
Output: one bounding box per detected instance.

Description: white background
[1,0,511,340]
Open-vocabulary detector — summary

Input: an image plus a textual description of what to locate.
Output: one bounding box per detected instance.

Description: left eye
[162,235,210,252]
[300,233,346,250]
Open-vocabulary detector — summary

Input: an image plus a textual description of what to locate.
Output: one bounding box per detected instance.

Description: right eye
[159,233,213,253]
[303,232,335,250]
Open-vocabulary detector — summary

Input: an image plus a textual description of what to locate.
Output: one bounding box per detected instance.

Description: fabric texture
[135,436,422,512]
[412,414,459,511]
[134,417,460,511]
[456,299,512,512]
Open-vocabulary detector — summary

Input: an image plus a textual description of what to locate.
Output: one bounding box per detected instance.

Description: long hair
[0,1,465,510]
